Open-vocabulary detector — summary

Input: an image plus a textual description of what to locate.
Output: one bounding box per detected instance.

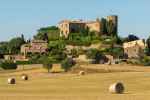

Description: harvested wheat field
[1,64,150,100]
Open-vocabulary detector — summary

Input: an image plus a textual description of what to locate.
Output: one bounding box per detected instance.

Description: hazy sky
[0,0,150,41]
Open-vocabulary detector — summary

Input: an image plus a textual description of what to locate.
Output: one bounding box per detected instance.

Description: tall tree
[126,34,139,42]
[21,34,25,42]
[145,36,150,56]
[43,33,49,41]
[34,26,60,41]
[101,18,107,34]
[147,36,150,49]
[8,36,26,54]
[0,42,9,54]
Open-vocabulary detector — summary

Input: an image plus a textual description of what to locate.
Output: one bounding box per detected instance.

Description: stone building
[4,55,29,62]
[85,18,102,33]
[58,15,118,38]
[21,40,48,55]
[123,40,146,58]
[58,20,86,37]
[58,19,102,38]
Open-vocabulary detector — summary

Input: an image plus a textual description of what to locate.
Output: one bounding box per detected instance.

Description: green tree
[147,36,150,49]
[86,49,107,64]
[141,56,150,66]
[115,36,123,45]
[34,26,60,41]
[123,34,139,42]
[80,27,89,36]
[21,34,25,42]
[61,58,76,72]
[145,37,150,56]
[8,36,25,54]
[38,26,59,32]
[109,47,124,58]
[67,33,92,46]
[0,42,9,54]
[70,49,79,58]
[42,57,53,73]
[48,40,67,62]
[43,33,49,41]
[101,18,107,34]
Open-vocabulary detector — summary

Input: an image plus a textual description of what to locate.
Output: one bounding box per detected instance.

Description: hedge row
[0,61,17,70]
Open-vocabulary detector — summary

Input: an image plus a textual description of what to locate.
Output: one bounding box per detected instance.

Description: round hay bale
[8,78,16,84]
[79,71,85,75]
[21,74,28,81]
[109,82,124,94]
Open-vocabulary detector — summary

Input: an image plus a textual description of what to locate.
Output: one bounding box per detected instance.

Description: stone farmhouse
[3,40,48,62]
[123,40,146,58]
[58,15,118,38]
[21,40,48,55]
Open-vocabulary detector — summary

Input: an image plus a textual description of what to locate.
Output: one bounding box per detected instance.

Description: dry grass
[0,64,150,100]
[50,64,64,73]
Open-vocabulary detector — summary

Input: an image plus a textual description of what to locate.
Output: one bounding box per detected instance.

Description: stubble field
[0,64,150,100]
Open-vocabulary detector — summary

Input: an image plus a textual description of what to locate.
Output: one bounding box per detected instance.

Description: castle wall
[58,15,118,38]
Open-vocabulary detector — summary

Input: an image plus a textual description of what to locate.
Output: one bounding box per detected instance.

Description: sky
[0,0,150,41]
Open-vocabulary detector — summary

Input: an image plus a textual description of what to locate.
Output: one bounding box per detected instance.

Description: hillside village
[0,15,150,71]
[1,15,150,100]
[2,0,150,99]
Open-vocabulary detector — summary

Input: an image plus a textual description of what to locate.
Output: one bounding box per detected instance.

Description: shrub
[126,59,141,65]
[0,61,17,70]
[109,47,124,58]
[48,40,67,62]
[16,61,32,65]
[91,39,101,44]
[86,49,108,64]
[145,48,150,56]
[67,33,92,46]
[43,62,53,73]
[70,49,79,58]
[27,53,41,64]
[61,58,76,72]
[35,26,60,41]
[42,57,53,73]
[127,34,139,42]
[141,56,150,66]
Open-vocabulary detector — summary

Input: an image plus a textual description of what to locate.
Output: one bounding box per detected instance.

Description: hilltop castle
[58,15,118,38]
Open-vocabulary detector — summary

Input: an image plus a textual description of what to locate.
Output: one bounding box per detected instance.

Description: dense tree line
[0,34,25,55]
[34,26,60,41]
[1,24,150,69]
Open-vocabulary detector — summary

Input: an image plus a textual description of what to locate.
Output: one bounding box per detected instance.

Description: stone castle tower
[106,15,118,34]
